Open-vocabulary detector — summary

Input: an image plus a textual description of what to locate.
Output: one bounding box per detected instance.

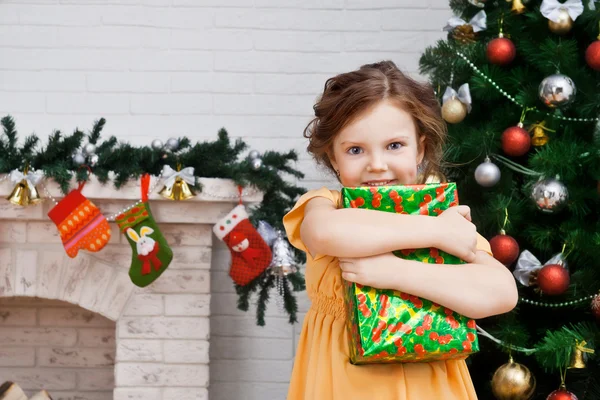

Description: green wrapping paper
[341,183,479,364]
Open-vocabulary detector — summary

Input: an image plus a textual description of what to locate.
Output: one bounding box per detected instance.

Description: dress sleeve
[282,187,340,254]
[476,233,492,256]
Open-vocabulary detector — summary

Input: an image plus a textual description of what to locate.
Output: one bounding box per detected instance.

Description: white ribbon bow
[161,165,195,189]
[541,0,584,22]
[443,10,487,33]
[467,0,486,8]
[589,1,596,11]
[512,250,567,286]
[9,169,44,192]
[442,84,472,112]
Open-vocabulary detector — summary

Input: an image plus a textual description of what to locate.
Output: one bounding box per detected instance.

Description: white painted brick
[87,72,170,93]
[58,254,93,305]
[344,31,427,52]
[214,94,314,116]
[114,388,162,400]
[171,72,254,94]
[173,0,250,6]
[122,293,164,316]
[211,270,236,293]
[0,48,133,70]
[254,0,343,8]
[381,9,451,31]
[130,94,212,115]
[0,367,77,390]
[0,222,26,244]
[163,388,209,400]
[18,5,103,26]
[26,221,59,243]
[0,5,19,24]
[253,31,342,52]
[56,26,170,49]
[78,369,115,390]
[170,29,253,51]
[39,307,114,327]
[212,293,284,317]
[103,7,214,30]
[0,200,45,219]
[253,73,330,95]
[98,269,135,321]
[211,316,292,338]
[37,250,65,300]
[346,0,427,8]
[38,347,115,367]
[211,337,291,360]
[147,270,209,294]
[115,363,209,387]
[78,261,114,313]
[210,382,288,400]
[87,244,131,267]
[0,307,36,326]
[163,340,209,364]
[0,327,77,346]
[48,393,112,400]
[118,316,210,339]
[164,294,210,316]
[168,246,212,269]
[117,339,162,362]
[0,26,56,47]
[0,248,15,297]
[160,225,212,246]
[0,347,35,366]
[47,93,129,114]
[211,359,291,382]
[78,328,116,347]
[14,250,37,297]
[0,92,45,113]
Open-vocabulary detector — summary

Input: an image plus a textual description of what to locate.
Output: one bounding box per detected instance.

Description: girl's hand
[435,206,478,263]
[339,253,401,289]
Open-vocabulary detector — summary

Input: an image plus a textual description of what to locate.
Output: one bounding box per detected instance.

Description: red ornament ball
[547,388,578,400]
[487,37,517,66]
[502,125,531,157]
[537,264,570,296]
[591,295,600,320]
[585,40,600,71]
[489,234,520,267]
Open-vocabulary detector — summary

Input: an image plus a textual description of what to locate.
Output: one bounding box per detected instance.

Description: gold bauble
[548,9,573,35]
[491,358,536,400]
[442,98,467,124]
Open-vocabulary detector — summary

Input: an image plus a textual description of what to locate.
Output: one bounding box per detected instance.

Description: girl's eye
[347,146,363,155]
[387,142,403,150]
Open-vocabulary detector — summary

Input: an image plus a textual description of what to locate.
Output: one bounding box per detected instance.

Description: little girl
[283,61,518,400]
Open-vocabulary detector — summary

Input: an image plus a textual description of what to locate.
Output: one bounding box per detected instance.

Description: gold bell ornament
[568,340,594,369]
[528,121,555,147]
[159,164,196,201]
[441,83,472,124]
[541,0,584,35]
[6,166,44,207]
[507,0,527,14]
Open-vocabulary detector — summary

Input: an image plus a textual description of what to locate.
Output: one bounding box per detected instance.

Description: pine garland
[1,115,306,326]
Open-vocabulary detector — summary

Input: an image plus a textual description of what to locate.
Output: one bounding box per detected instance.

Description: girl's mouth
[362,179,397,187]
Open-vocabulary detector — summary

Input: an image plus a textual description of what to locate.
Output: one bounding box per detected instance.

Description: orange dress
[283,187,492,400]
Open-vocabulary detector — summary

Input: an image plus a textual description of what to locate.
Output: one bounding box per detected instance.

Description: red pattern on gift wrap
[378,294,389,317]
[372,320,387,343]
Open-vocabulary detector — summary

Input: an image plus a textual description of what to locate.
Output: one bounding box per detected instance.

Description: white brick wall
[0,2,451,399]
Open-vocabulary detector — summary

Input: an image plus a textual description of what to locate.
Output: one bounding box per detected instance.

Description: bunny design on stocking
[126,226,162,275]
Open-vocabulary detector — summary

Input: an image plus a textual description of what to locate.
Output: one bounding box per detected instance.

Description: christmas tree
[419,0,600,399]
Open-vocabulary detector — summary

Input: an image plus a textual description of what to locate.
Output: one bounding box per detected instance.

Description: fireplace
[0,176,261,400]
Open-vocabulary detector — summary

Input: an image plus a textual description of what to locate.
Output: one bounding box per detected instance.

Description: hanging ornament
[83,143,96,156]
[441,84,471,124]
[159,164,196,201]
[491,357,536,400]
[490,231,520,267]
[590,294,600,320]
[151,139,164,150]
[443,10,487,44]
[529,121,553,147]
[502,123,531,157]
[487,37,517,66]
[538,74,577,108]
[513,250,566,287]
[165,137,180,152]
[507,0,527,14]
[531,176,569,213]
[72,152,85,166]
[6,167,44,207]
[536,262,570,295]
[248,150,260,160]
[546,387,579,400]
[585,28,600,70]
[568,340,593,369]
[541,0,583,35]
[250,157,263,170]
[468,0,487,7]
[89,154,100,167]
[474,157,501,187]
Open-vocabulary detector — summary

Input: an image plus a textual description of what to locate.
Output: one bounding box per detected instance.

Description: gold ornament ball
[442,98,467,124]
[491,359,536,400]
[548,9,573,35]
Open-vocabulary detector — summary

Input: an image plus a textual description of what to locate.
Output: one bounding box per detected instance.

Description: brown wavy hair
[304,60,447,183]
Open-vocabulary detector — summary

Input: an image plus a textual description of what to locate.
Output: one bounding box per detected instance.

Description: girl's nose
[367,155,388,172]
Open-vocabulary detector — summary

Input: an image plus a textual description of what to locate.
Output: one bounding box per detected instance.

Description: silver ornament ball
[72,152,86,165]
[151,139,164,150]
[250,158,263,170]
[531,177,569,213]
[474,158,501,187]
[83,143,96,156]
[538,74,576,109]
[248,150,260,160]
[90,154,99,166]
[165,138,180,151]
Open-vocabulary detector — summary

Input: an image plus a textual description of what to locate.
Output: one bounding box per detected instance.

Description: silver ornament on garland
[538,74,576,109]
[250,157,263,170]
[89,154,99,167]
[531,176,569,213]
[83,143,96,156]
[165,137,180,151]
[474,157,501,187]
[151,139,164,150]
[248,150,260,160]
[72,152,85,165]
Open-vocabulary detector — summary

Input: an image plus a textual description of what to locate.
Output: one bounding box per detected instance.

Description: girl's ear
[417,135,426,165]
[327,150,339,173]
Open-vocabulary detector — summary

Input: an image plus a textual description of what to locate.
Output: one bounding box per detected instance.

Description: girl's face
[329,99,425,187]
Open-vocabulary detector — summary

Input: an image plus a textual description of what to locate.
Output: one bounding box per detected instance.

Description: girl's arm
[301,196,478,262]
[339,250,518,319]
